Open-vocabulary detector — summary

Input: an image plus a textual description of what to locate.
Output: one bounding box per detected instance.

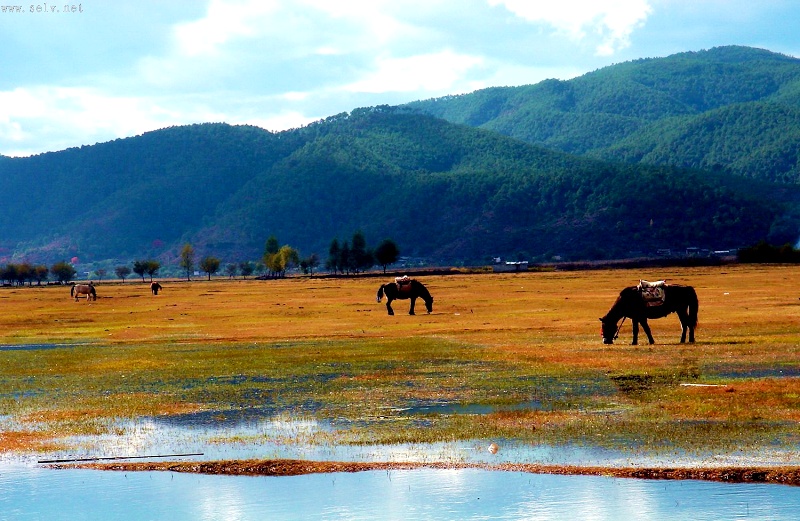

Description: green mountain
[405,46,800,184]
[0,107,793,266]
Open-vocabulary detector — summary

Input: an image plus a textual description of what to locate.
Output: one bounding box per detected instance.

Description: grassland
[1,265,800,459]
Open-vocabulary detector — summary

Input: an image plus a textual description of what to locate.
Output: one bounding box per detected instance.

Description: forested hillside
[406,46,800,184]
[0,106,794,267]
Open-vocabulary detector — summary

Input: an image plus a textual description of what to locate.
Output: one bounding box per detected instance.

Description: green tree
[115,265,131,282]
[225,263,238,278]
[94,268,107,281]
[374,239,400,273]
[32,265,49,285]
[265,235,280,256]
[339,241,351,274]
[239,261,254,279]
[200,256,221,280]
[51,261,76,283]
[144,260,161,282]
[300,253,320,276]
[265,245,299,277]
[327,239,341,274]
[14,263,32,286]
[132,260,147,282]
[350,230,374,273]
[179,244,195,281]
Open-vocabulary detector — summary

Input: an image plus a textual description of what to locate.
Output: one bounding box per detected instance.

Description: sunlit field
[1,265,800,457]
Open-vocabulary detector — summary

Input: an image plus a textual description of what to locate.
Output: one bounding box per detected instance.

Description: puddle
[710,365,800,379]
[0,343,85,351]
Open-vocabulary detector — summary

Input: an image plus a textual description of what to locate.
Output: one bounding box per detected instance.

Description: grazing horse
[376,278,434,316]
[151,282,162,295]
[600,283,698,345]
[71,283,97,301]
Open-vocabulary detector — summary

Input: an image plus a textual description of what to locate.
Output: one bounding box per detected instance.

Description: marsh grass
[1,265,800,457]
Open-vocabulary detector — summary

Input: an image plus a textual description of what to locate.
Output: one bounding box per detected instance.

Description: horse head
[599,317,618,344]
[424,295,433,314]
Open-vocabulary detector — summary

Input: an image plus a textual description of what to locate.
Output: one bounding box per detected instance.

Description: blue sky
[1,0,799,156]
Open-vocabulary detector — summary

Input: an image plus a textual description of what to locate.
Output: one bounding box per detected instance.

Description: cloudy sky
[1,0,799,156]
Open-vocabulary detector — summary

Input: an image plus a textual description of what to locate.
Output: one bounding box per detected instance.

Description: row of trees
[0,261,77,285]
[327,232,400,274]
[257,231,400,279]
[0,232,401,286]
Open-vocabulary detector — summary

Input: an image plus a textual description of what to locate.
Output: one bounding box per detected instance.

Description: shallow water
[2,464,800,520]
[8,414,797,471]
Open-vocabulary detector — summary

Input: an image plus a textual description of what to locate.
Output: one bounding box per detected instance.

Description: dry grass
[1,265,800,454]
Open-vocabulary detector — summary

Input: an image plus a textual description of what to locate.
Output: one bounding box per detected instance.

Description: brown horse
[71,283,97,301]
[600,284,698,344]
[376,279,433,315]
[151,282,162,295]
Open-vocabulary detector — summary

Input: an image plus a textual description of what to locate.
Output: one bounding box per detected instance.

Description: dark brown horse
[600,284,698,344]
[376,279,433,315]
[71,283,97,301]
[151,282,162,295]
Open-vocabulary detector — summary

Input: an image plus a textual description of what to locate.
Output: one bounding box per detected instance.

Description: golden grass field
[1,264,800,458]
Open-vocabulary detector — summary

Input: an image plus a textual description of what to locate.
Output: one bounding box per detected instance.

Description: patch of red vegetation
[53,459,800,486]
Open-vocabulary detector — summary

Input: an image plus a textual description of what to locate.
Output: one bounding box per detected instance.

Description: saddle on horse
[395,275,413,294]
[638,279,666,307]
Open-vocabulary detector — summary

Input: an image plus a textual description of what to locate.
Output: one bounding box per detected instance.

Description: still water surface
[0,466,800,521]
[2,464,800,520]
[2,408,800,520]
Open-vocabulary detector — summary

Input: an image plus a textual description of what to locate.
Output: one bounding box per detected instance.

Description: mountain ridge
[2,47,800,268]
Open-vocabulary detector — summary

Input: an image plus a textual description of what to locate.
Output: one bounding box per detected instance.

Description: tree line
[0,231,400,286]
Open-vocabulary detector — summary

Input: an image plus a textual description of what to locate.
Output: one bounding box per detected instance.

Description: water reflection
[2,464,800,520]
[7,414,796,470]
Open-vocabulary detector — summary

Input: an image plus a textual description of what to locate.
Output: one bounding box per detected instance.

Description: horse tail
[688,287,699,328]
[376,284,385,303]
[70,284,75,297]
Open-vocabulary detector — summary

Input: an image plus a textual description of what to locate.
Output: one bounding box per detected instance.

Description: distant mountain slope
[406,46,800,183]
[0,107,796,266]
[0,123,302,260]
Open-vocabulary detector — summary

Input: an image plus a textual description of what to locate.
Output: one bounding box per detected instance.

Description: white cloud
[343,50,484,94]
[247,111,318,132]
[488,0,652,55]
[0,86,192,155]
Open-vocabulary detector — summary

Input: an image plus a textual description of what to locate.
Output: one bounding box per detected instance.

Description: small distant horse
[600,283,698,344]
[71,283,97,301]
[376,278,434,315]
[151,282,162,295]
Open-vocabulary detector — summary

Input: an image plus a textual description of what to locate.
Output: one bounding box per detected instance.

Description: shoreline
[52,458,800,486]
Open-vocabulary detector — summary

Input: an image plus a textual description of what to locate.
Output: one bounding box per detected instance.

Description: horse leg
[631,321,639,345]
[409,297,416,315]
[386,298,394,316]
[640,319,655,344]
[677,310,688,343]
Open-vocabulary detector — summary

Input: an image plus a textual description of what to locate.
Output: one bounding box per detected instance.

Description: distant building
[493,261,529,273]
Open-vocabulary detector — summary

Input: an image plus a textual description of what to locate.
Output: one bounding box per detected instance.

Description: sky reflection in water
[3,464,800,521]
[1,416,800,519]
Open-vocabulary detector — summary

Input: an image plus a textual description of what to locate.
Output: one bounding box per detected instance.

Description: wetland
[1,265,800,517]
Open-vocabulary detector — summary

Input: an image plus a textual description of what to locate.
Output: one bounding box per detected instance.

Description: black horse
[151,282,162,295]
[376,279,434,315]
[600,284,698,344]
